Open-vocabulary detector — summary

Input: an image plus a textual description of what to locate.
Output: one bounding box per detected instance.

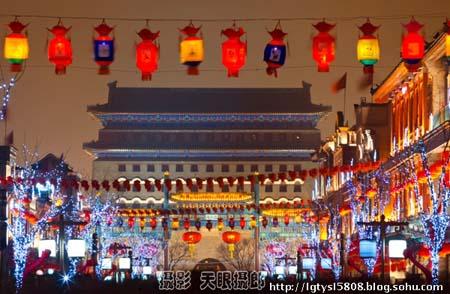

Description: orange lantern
[249,216,256,229]
[221,25,246,77]
[139,217,146,230]
[172,217,179,230]
[401,18,424,72]
[179,22,203,75]
[136,27,159,81]
[312,20,335,72]
[47,21,72,75]
[182,231,202,256]
[4,19,29,72]
[217,217,224,231]
[222,231,241,258]
[150,217,157,230]
[93,20,115,75]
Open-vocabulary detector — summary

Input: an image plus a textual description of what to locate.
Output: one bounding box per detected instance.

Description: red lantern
[183,218,190,230]
[312,20,336,72]
[4,19,29,72]
[222,231,241,258]
[150,217,157,230]
[47,21,72,75]
[239,216,246,229]
[135,28,159,81]
[401,18,424,72]
[182,231,202,256]
[128,217,135,229]
[221,25,246,77]
[93,21,115,75]
[263,23,287,77]
[284,214,290,226]
[179,22,203,75]
[262,216,268,228]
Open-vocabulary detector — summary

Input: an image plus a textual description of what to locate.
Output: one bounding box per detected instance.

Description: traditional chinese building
[84,81,330,269]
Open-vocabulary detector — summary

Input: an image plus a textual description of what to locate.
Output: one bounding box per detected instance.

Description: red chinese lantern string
[312,20,336,72]
[47,20,72,75]
[136,27,159,81]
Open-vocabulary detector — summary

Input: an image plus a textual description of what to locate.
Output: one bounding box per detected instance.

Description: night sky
[1,0,449,176]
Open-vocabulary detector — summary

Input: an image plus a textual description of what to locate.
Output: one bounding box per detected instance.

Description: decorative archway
[192,258,227,272]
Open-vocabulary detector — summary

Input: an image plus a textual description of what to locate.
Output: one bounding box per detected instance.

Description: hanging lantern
[263,23,287,77]
[312,20,335,72]
[128,217,135,229]
[401,18,424,72]
[172,217,179,230]
[417,245,430,258]
[249,216,257,229]
[93,20,115,75]
[357,20,380,74]
[239,216,246,229]
[217,217,224,231]
[195,218,201,230]
[272,217,279,227]
[136,27,159,81]
[262,216,268,228]
[294,214,302,224]
[139,217,146,230]
[179,22,203,75]
[150,217,157,230]
[222,231,241,258]
[339,203,351,216]
[221,25,246,77]
[47,21,72,75]
[182,231,202,257]
[206,220,213,231]
[4,19,29,72]
[183,218,190,230]
[228,217,235,230]
[359,239,377,259]
[284,214,289,226]
[366,187,377,198]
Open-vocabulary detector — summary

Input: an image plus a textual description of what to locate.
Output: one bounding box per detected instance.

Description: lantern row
[4,18,449,79]
[0,161,381,191]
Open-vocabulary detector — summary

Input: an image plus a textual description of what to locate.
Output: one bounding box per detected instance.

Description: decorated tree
[404,140,450,285]
[217,238,255,271]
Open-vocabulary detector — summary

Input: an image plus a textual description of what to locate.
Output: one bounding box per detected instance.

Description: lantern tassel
[187,66,199,75]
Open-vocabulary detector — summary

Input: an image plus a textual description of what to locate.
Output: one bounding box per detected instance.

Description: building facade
[84,81,330,207]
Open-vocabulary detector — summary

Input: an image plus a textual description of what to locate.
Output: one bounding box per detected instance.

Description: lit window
[190,165,198,172]
[265,165,273,172]
[176,164,184,172]
[265,185,273,193]
[279,164,287,172]
[206,164,214,172]
[147,164,155,172]
[236,165,244,172]
[294,164,302,172]
[132,164,141,172]
[294,183,302,193]
[279,184,287,193]
[251,165,258,172]
[118,164,126,172]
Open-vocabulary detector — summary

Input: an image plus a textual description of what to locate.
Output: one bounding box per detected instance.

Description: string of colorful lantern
[0,160,383,193]
[3,17,448,79]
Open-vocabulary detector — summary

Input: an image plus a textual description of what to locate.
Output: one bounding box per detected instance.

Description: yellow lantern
[249,216,256,229]
[294,214,302,224]
[172,217,179,230]
[446,20,450,62]
[357,20,380,74]
[319,222,328,241]
[4,20,29,72]
[217,217,224,231]
[179,22,204,75]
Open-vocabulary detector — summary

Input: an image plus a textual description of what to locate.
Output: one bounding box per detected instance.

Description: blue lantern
[359,239,377,259]
[263,25,287,78]
[93,21,115,74]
